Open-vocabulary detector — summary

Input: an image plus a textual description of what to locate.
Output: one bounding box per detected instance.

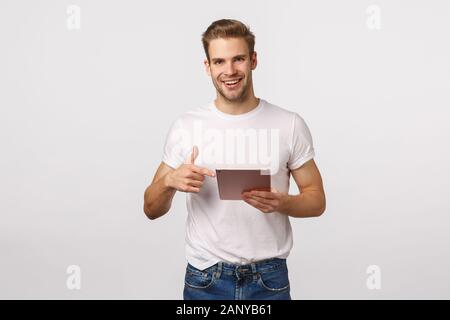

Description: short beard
[213,77,248,103]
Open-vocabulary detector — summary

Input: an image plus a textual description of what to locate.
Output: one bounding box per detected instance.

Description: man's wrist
[278,193,292,214]
[163,172,173,190]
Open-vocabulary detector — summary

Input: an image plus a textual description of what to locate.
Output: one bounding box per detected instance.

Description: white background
[1,0,449,299]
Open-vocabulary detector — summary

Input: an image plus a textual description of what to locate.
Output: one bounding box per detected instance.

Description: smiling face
[205,37,257,103]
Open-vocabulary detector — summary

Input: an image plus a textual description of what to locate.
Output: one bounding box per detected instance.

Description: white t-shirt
[162,98,315,270]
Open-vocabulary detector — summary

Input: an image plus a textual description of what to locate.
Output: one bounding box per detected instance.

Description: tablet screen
[215,169,271,200]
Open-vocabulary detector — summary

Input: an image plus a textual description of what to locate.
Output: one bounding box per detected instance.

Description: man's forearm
[278,190,326,218]
[143,174,176,220]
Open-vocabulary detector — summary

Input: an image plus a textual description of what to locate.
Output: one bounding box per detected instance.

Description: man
[143,19,326,300]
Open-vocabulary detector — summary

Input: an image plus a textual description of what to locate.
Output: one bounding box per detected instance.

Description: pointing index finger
[191,165,216,177]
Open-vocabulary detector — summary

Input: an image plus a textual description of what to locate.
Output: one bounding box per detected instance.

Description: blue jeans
[183,258,291,300]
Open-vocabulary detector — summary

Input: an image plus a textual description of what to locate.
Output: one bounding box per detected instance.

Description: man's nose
[224,62,236,76]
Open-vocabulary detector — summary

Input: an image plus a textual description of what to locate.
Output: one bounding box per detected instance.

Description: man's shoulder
[263,99,299,119]
[180,102,212,121]
[168,102,212,127]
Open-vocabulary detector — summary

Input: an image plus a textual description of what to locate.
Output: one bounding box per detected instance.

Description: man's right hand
[164,146,215,193]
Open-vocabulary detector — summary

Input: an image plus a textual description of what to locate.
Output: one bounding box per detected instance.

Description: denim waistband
[189,258,287,279]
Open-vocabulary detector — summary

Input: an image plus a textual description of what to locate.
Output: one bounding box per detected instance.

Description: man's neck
[214,93,260,116]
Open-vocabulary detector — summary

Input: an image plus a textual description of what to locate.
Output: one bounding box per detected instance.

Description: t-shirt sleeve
[161,118,189,170]
[287,113,315,170]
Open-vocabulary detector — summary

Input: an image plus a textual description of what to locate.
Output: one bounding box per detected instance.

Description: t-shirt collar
[210,98,265,120]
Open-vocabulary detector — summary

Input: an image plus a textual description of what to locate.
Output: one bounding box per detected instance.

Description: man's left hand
[241,188,287,213]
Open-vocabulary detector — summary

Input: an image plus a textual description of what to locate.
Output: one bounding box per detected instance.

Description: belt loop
[234,264,240,280]
[251,262,258,281]
[215,261,223,279]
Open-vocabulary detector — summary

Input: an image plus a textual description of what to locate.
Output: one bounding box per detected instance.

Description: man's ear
[251,51,257,70]
[204,59,211,76]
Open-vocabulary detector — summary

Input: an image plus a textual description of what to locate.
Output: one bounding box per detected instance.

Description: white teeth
[224,79,240,85]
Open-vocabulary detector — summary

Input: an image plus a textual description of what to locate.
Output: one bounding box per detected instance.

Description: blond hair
[202,19,255,62]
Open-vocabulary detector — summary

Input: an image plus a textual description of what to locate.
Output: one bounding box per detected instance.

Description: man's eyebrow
[210,54,248,62]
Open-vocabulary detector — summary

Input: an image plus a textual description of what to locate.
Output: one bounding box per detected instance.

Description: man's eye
[214,61,222,65]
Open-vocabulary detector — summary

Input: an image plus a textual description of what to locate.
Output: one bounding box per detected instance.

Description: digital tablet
[215,168,271,200]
